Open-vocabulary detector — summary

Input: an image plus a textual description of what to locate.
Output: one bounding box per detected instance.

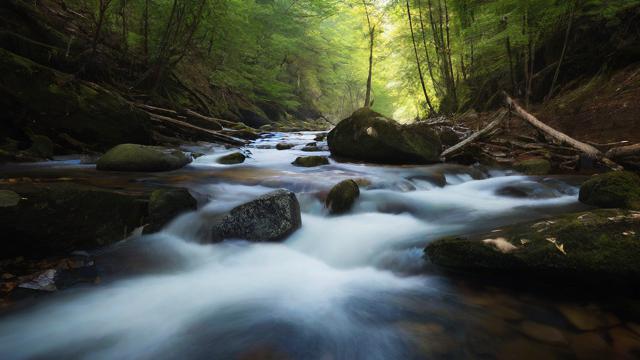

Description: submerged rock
[579,171,640,210]
[0,182,147,257]
[292,156,329,167]
[325,180,360,215]
[327,108,441,163]
[97,144,191,172]
[144,188,197,233]
[513,158,552,175]
[211,189,301,242]
[217,152,246,165]
[425,209,640,280]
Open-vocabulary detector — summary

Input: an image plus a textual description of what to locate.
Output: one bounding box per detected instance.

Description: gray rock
[211,189,301,242]
[217,152,246,164]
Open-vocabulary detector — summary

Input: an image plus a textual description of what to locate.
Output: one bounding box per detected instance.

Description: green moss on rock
[145,188,197,233]
[325,179,360,215]
[426,209,640,278]
[97,144,191,172]
[513,158,552,175]
[579,171,640,210]
[217,152,246,165]
[292,156,329,167]
[0,182,148,257]
[327,108,442,163]
[0,48,152,151]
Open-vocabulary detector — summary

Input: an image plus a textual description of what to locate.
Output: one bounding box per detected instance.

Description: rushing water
[1,132,639,359]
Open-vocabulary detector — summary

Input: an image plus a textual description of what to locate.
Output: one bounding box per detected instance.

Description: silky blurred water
[1,132,633,359]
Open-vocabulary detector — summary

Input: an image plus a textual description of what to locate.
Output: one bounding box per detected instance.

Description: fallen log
[605,143,640,159]
[503,92,622,170]
[147,113,245,146]
[441,110,508,160]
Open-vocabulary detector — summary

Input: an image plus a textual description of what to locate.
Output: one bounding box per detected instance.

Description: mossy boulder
[26,134,54,158]
[0,48,152,151]
[292,156,329,167]
[513,158,552,175]
[426,209,640,279]
[97,144,191,172]
[0,182,147,258]
[144,188,197,233]
[327,108,442,163]
[579,171,640,210]
[0,190,21,207]
[211,189,301,242]
[217,152,246,165]
[276,142,294,150]
[325,180,360,215]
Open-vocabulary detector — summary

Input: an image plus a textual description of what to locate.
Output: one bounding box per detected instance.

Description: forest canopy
[64,0,640,121]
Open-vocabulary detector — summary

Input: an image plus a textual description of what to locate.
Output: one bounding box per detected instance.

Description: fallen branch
[503,92,622,170]
[441,110,508,160]
[147,113,245,146]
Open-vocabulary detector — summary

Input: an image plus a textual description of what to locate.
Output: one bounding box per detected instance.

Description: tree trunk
[362,0,374,108]
[407,0,435,114]
[546,2,574,100]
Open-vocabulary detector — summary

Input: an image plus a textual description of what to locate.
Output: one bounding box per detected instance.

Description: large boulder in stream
[0,48,152,151]
[425,209,640,281]
[97,144,191,172]
[211,189,301,242]
[328,108,442,163]
[579,171,640,210]
[0,182,148,258]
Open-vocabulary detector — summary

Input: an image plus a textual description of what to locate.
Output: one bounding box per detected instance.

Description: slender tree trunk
[91,0,112,56]
[506,36,516,93]
[443,0,457,108]
[362,0,374,108]
[407,0,435,114]
[416,0,439,89]
[143,0,149,62]
[547,2,574,100]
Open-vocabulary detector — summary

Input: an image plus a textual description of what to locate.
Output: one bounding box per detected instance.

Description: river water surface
[1,132,639,359]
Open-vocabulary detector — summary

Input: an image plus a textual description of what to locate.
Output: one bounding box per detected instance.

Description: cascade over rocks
[328,108,442,163]
[210,189,301,242]
[97,144,191,172]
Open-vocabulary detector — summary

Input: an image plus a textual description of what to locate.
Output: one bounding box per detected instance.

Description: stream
[0,132,639,359]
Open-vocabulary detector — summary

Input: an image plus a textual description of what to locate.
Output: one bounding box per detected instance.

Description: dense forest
[2,1,640,359]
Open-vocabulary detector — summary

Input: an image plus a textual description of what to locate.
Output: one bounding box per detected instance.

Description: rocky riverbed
[1,132,640,359]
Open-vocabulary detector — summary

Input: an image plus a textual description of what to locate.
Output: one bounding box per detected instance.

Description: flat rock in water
[292,156,329,167]
[97,144,191,172]
[217,152,246,164]
[211,189,301,242]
